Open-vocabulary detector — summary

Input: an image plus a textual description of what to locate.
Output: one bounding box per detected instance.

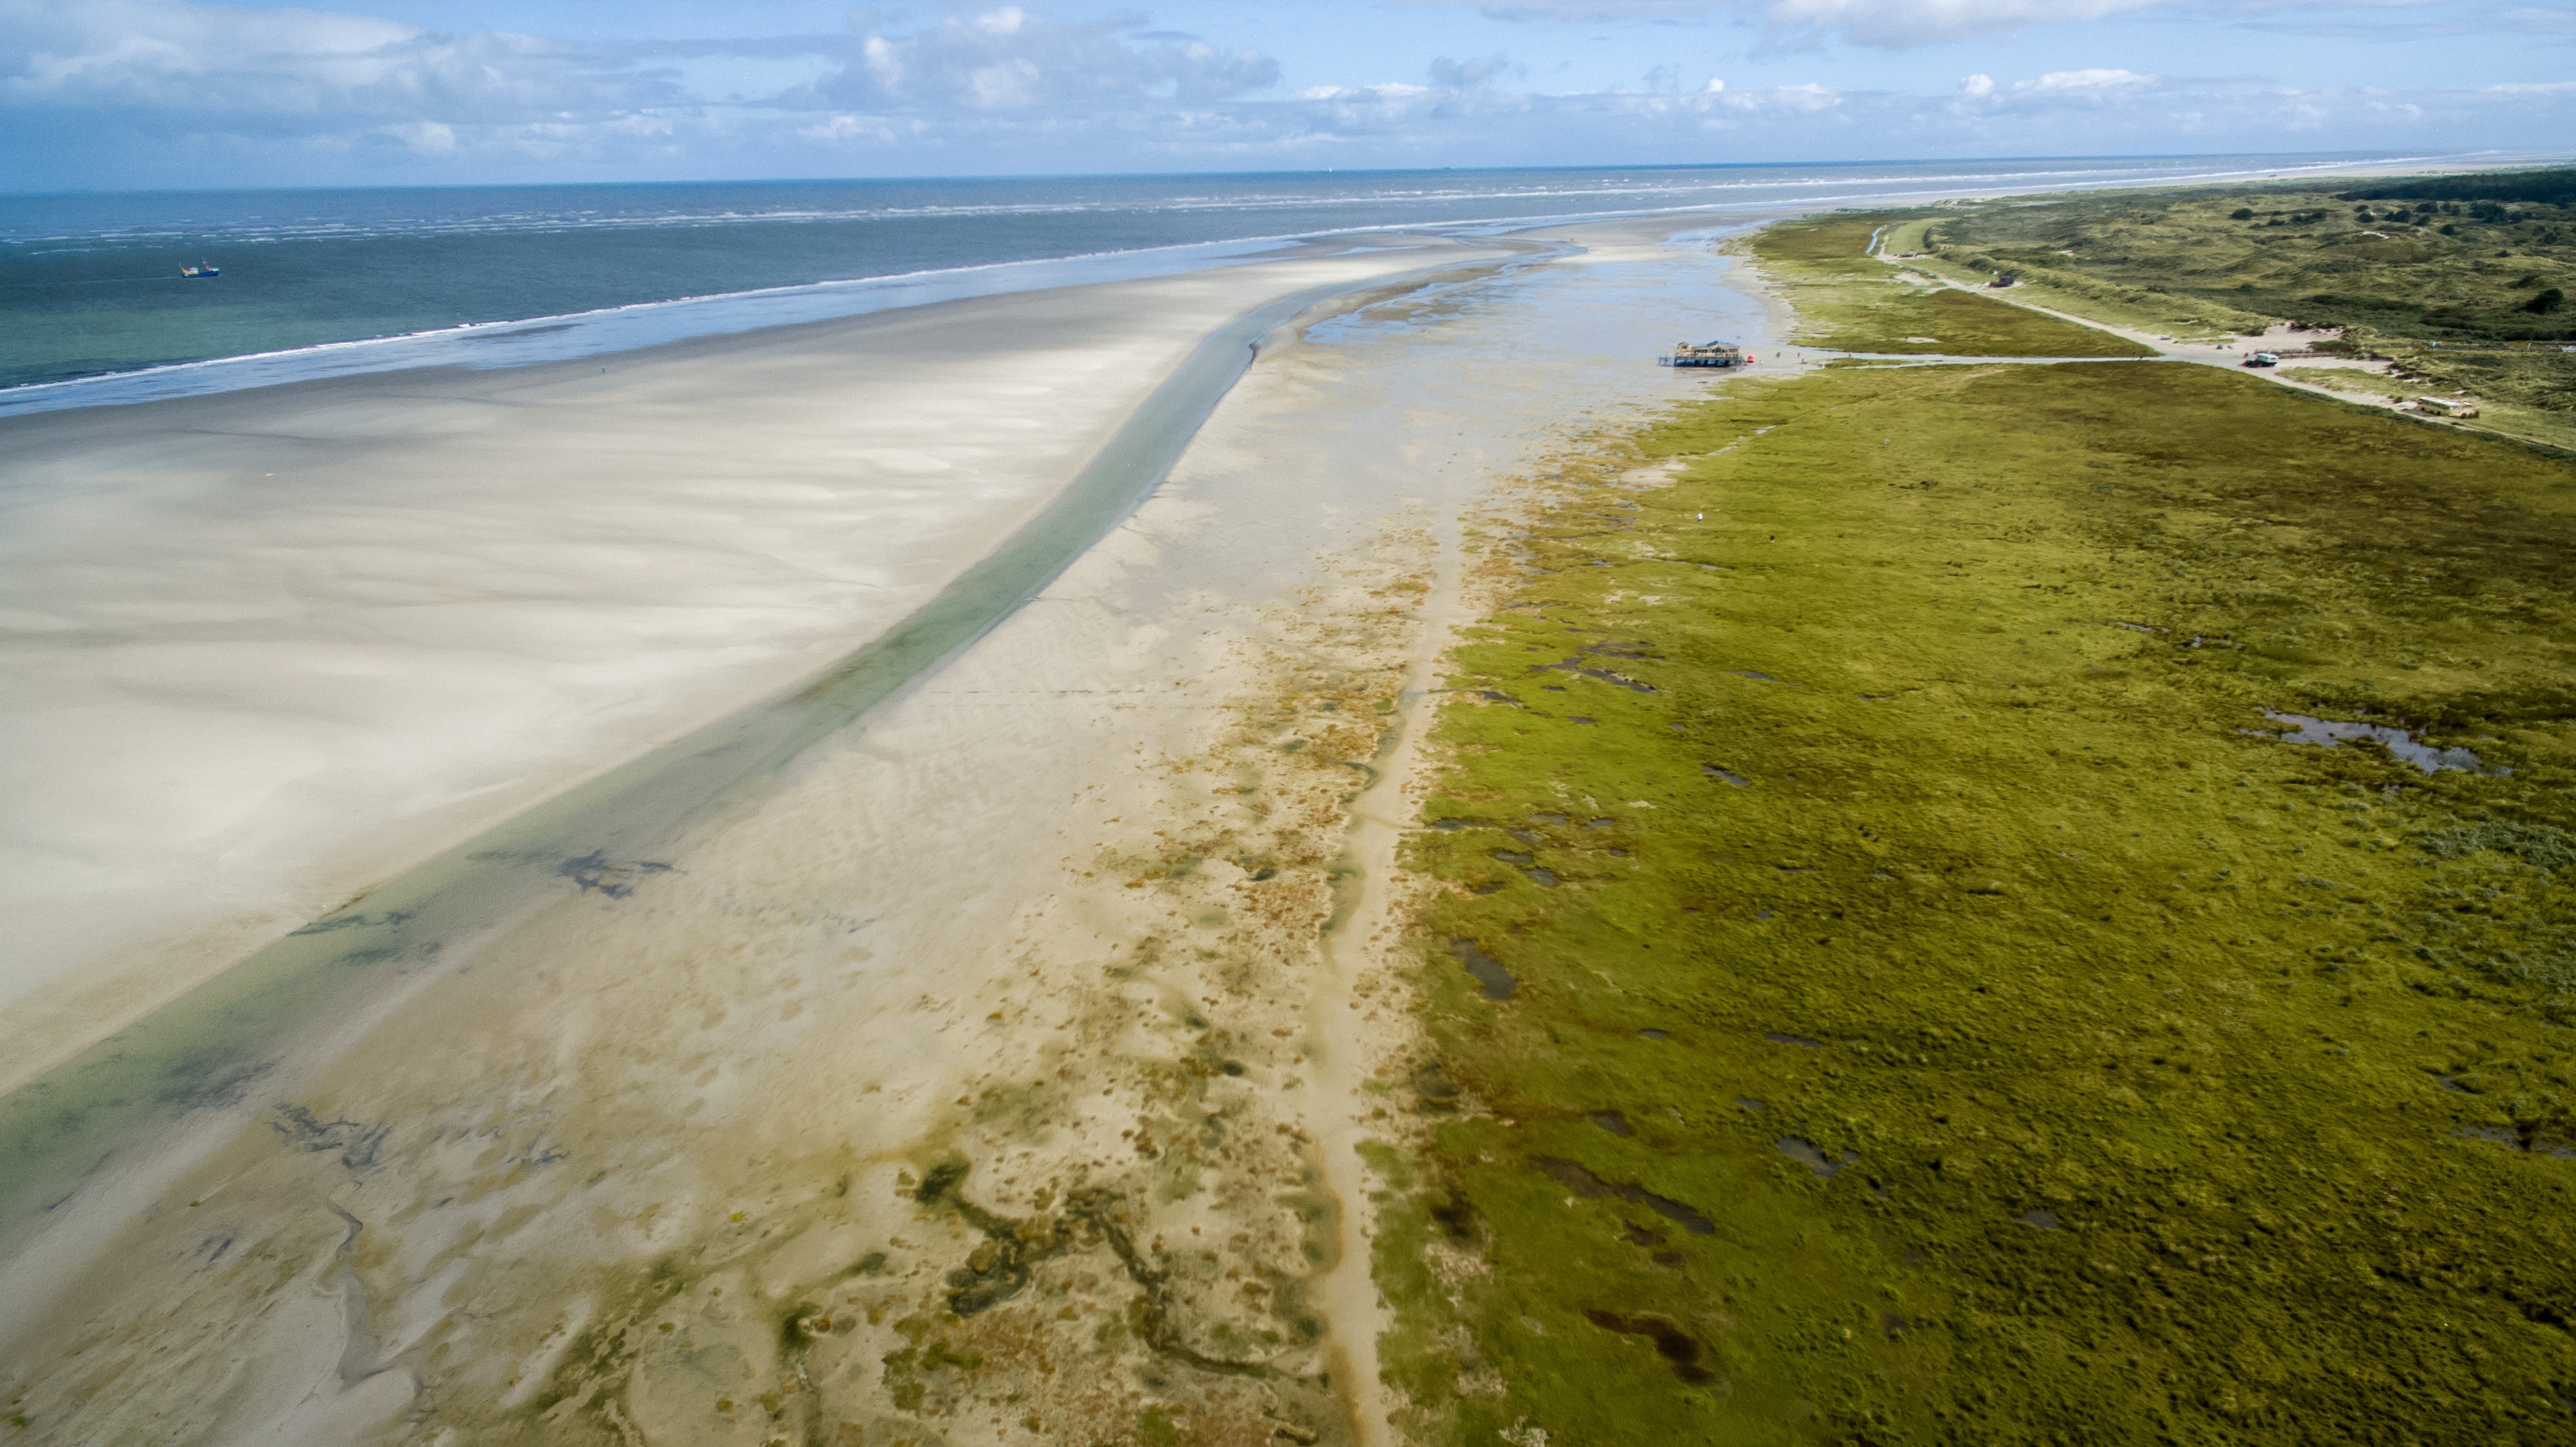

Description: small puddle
[1636,1028,1669,1040]
[2253,710,2504,775]
[1764,1031,1824,1049]
[2454,1125,2575,1158]
[1777,1137,1857,1178]
[1538,660,1656,692]
[2016,1207,2065,1230]
[1587,1111,1634,1137]
[1450,939,1517,1000]
[1735,1096,1767,1113]
[1411,1062,1461,1106]
[1703,765,1751,786]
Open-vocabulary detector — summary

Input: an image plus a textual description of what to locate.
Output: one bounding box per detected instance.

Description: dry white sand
[0,245,1480,1098]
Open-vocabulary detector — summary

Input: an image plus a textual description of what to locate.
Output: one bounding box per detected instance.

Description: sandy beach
[0,214,1769,1444]
[0,240,1496,1100]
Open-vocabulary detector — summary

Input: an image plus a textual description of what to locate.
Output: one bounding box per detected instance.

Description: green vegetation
[1381,286,2576,1441]
[1747,214,2150,359]
[2342,170,2576,207]
[1880,169,2576,447]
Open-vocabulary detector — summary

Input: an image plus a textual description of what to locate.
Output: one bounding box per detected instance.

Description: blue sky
[2,0,2571,190]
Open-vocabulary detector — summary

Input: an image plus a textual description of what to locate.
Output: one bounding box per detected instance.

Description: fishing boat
[180,262,220,278]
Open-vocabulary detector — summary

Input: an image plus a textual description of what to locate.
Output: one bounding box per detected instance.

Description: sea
[0,153,2446,415]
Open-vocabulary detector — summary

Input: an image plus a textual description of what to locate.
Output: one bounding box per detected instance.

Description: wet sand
[0,214,1773,1445]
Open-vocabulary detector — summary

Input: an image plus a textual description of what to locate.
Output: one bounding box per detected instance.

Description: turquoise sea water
[0,154,2413,412]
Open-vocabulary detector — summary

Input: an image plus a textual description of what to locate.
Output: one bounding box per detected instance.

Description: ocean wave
[0,156,2375,251]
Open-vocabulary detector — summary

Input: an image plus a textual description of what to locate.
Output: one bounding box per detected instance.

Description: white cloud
[0,0,677,123]
[1423,0,2176,45]
[380,118,453,154]
[2021,67,2158,94]
[813,8,1278,116]
[1421,0,2483,48]
[1761,0,2169,46]
[1429,53,1514,90]
[0,0,1285,170]
[1,0,2569,186]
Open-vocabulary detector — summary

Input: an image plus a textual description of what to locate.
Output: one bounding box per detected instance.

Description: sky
[1,0,2571,190]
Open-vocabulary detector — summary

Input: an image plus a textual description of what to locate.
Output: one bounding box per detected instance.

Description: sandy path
[0,217,1777,1446]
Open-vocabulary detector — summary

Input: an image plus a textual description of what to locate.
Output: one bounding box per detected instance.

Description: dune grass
[1746,215,2150,360]
[1377,353,2576,1445]
[1886,175,2576,449]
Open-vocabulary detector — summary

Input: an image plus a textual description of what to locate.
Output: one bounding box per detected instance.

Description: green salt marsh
[1379,311,2576,1444]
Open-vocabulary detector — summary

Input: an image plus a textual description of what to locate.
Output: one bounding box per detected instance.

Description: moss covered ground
[1377,253,2576,1443]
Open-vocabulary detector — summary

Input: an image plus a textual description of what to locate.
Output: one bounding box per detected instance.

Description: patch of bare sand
[0,247,1471,1100]
[0,336,1467,1447]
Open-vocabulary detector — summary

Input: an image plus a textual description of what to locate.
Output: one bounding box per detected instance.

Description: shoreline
[0,210,1774,1444]
[4,150,2498,418]
[0,241,1514,1110]
[0,241,1533,1230]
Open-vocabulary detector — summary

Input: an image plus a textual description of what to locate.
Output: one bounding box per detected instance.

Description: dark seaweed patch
[1533,1156,1715,1235]
[268,1103,387,1170]
[288,910,413,936]
[1582,1310,1716,1384]
[556,851,675,898]
[1450,939,1517,1000]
